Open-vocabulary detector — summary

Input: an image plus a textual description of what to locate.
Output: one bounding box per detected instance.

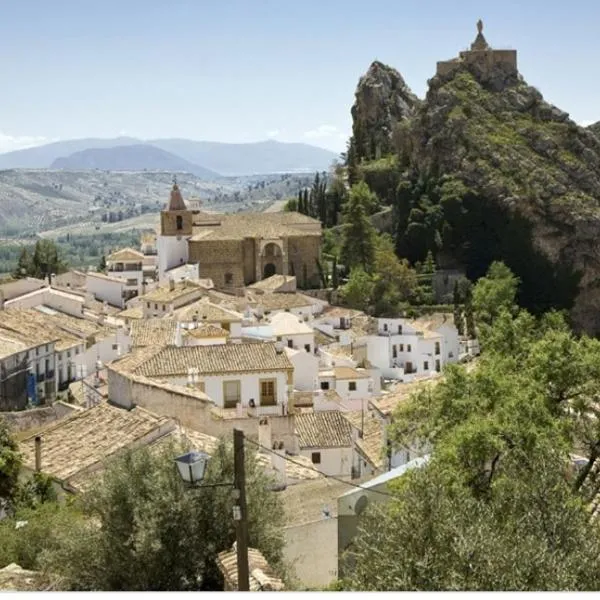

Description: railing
[36,373,45,383]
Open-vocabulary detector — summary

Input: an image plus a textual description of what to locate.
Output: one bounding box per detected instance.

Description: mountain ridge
[0,138,338,176]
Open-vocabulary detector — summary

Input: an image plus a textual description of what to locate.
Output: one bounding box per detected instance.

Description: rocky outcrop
[348,51,600,334]
[350,61,420,163]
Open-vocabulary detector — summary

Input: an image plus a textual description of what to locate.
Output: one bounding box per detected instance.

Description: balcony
[36,373,45,383]
[46,370,55,380]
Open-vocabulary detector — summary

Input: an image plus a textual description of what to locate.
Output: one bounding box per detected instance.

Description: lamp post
[173,428,250,591]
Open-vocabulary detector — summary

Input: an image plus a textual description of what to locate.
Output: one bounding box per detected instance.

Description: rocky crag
[348,21,600,334]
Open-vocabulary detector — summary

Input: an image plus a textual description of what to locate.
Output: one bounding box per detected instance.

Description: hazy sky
[1,0,599,154]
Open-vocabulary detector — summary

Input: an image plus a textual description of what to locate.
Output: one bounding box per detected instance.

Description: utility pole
[233,428,250,591]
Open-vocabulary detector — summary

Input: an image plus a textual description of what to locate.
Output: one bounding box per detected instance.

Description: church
[157,183,323,290]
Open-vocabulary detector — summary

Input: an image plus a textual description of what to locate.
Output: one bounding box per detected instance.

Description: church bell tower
[157,178,193,282]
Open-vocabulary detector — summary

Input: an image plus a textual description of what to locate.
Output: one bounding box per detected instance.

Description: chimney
[275,341,283,354]
[169,278,175,291]
[34,436,42,472]
[270,445,287,489]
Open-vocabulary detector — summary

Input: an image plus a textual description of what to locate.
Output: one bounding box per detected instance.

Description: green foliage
[359,155,400,206]
[344,308,600,590]
[340,268,375,313]
[42,439,286,591]
[472,261,519,326]
[340,182,378,273]
[0,419,22,510]
[0,501,84,572]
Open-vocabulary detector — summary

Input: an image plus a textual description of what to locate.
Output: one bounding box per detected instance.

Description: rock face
[349,39,600,334]
[350,61,421,163]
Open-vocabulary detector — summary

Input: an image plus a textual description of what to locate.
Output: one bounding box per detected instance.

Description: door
[260,379,276,406]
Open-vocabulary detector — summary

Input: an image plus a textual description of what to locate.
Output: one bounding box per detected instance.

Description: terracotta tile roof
[252,292,316,312]
[333,366,370,380]
[174,297,243,323]
[117,306,144,320]
[140,280,203,304]
[185,324,229,338]
[108,346,165,375]
[19,403,175,489]
[0,332,32,359]
[248,274,296,292]
[371,376,442,417]
[190,211,321,242]
[294,411,353,449]
[107,247,144,262]
[217,546,285,591]
[133,342,293,378]
[343,411,385,470]
[130,318,178,347]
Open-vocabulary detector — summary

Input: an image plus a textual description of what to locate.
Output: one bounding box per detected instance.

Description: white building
[115,342,293,412]
[294,411,353,477]
[285,347,319,392]
[317,366,373,403]
[175,298,243,340]
[4,286,85,318]
[360,315,459,381]
[105,247,146,300]
[157,183,190,283]
[139,280,206,318]
[269,311,315,354]
[86,272,128,309]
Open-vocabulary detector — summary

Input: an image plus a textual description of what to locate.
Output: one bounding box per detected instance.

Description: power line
[243,436,397,498]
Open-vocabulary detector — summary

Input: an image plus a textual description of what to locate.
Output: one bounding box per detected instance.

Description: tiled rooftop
[251,292,317,312]
[248,274,295,292]
[371,376,442,417]
[140,280,203,303]
[217,546,285,591]
[343,411,385,470]
[174,297,243,323]
[185,324,230,338]
[268,311,313,336]
[133,342,293,378]
[107,247,144,262]
[19,403,175,488]
[333,366,370,380]
[130,318,178,347]
[294,410,353,449]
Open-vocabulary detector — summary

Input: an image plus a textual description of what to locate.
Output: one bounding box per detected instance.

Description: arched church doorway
[263,263,276,278]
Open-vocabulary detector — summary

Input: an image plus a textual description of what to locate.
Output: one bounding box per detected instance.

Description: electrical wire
[243,436,398,498]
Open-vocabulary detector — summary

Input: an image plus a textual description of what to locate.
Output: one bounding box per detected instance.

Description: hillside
[0,170,313,236]
[50,144,220,179]
[348,23,600,334]
[0,138,338,176]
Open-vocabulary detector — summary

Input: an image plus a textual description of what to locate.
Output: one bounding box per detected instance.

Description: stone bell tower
[157,178,194,282]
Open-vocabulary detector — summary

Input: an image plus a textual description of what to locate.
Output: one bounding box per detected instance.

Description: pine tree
[13,247,33,279]
[98,254,107,273]
[340,182,377,273]
[453,280,464,336]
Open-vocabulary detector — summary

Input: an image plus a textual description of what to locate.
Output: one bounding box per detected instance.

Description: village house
[105,247,147,300]
[173,297,243,339]
[244,290,327,320]
[242,311,315,354]
[293,411,354,477]
[359,314,460,381]
[86,271,128,309]
[317,366,374,406]
[139,279,206,318]
[113,342,293,413]
[157,182,323,289]
[285,347,319,391]
[2,284,85,318]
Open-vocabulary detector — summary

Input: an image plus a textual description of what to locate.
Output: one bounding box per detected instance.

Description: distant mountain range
[0,138,339,177]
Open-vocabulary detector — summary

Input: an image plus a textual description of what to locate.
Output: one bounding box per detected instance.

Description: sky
[0,0,599,154]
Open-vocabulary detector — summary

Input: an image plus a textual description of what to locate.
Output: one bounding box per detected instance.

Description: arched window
[176,215,183,230]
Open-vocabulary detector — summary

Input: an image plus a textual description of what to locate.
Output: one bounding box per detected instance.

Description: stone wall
[188,239,245,289]
[160,209,193,236]
[287,236,321,288]
[1,401,80,433]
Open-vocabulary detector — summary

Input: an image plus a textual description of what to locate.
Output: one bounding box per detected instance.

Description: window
[154,303,158,310]
[304,344,311,353]
[67,351,71,358]
[424,361,429,371]
[349,381,357,391]
[320,381,330,390]
[399,344,404,352]
[112,344,118,351]
[311,452,321,464]
[407,344,412,352]
[398,325,402,334]
[223,380,241,408]
[435,341,440,355]
[224,273,233,285]
[176,215,183,230]
[260,379,276,406]
[383,323,388,332]
[45,344,49,352]
[392,345,397,359]
[36,347,39,356]
[147,302,150,308]
[435,359,441,372]
[162,304,166,311]
[75,348,80,355]
[45,359,50,374]
[287,340,294,348]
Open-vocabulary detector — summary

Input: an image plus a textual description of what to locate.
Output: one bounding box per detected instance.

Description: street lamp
[173,429,250,592]
[174,450,211,485]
